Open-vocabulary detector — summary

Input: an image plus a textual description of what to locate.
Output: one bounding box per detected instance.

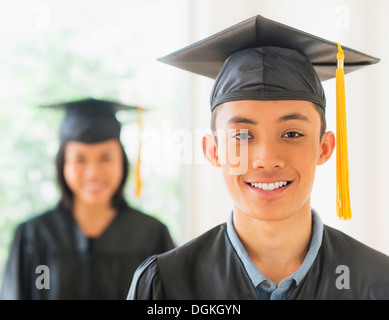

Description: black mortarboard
[158,15,379,111]
[46,97,145,196]
[46,98,141,143]
[158,15,380,220]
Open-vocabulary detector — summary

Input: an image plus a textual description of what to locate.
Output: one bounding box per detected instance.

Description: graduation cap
[45,98,145,197]
[158,15,380,220]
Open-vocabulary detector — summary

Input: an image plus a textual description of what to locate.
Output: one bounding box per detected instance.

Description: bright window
[0,0,187,284]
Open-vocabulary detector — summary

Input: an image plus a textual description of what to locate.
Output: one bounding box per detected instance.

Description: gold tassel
[135,106,144,197]
[335,42,352,220]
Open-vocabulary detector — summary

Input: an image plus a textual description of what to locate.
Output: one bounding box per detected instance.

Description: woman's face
[63,139,123,207]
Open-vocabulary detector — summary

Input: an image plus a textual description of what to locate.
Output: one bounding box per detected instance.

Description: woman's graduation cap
[46,97,145,197]
[158,15,380,220]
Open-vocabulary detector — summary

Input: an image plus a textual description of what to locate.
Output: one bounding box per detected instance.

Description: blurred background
[1,0,388,287]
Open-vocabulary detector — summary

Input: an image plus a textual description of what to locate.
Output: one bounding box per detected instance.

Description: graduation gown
[128,222,389,300]
[0,204,174,300]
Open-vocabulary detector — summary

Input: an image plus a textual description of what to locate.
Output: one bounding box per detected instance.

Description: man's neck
[232,204,312,284]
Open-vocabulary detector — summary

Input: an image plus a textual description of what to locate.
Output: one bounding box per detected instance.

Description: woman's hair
[56,140,130,213]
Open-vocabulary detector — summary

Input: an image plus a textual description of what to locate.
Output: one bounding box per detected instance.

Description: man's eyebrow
[225,113,309,126]
[277,112,310,123]
[227,116,258,125]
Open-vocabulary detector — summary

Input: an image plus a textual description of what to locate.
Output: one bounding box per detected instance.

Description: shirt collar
[226,209,323,287]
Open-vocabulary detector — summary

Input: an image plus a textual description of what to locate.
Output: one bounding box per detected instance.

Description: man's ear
[317,131,336,165]
[202,133,221,167]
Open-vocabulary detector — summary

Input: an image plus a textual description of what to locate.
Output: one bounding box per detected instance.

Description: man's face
[204,100,334,222]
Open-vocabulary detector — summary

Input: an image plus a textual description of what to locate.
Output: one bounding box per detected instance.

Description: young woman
[0,98,174,300]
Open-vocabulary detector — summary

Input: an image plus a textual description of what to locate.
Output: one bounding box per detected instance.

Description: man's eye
[283,132,303,138]
[233,132,251,140]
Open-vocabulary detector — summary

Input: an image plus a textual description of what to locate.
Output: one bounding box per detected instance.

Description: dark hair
[210,102,326,139]
[56,140,130,213]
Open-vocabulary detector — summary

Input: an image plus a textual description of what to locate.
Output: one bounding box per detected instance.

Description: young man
[127,15,389,299]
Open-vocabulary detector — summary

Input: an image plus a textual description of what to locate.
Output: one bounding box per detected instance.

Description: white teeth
[250,181,288,190]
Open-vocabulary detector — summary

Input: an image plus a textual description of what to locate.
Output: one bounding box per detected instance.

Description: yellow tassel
[135,106,144,197]
[335,42,352,220]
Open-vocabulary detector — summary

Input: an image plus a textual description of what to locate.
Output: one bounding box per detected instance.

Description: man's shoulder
[322,224,389,269]
[134,222,257,299]
[291,224,389,299]
[128,223,229,299]
[159,222,228,260]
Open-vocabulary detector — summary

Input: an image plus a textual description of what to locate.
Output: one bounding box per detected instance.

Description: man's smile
[245,180,293,194]
[248,181,291,191]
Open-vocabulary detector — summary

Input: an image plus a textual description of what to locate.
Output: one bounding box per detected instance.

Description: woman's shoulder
[120,205,169,229]
[18,207,60,227]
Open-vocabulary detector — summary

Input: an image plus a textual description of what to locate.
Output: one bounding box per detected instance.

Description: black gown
[0,204,174,300]
[127,222,389,300]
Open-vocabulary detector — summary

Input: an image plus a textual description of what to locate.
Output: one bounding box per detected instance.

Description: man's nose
[251,138,286,170]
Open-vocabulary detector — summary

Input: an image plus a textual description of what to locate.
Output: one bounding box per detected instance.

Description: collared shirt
[226,209,323,300]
